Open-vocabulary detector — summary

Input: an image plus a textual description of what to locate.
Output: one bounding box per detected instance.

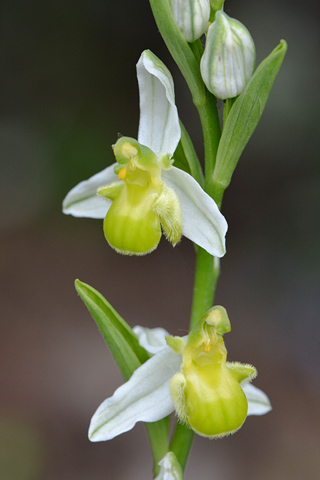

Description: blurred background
[1,0,319,478]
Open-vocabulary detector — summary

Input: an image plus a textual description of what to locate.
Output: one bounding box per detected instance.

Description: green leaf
[75,279,149,381]
[75,279,170,473]
[212,40,287,190]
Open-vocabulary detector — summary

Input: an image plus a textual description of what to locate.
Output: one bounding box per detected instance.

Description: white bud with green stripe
[200,11,255,99]
[170,0,210,42]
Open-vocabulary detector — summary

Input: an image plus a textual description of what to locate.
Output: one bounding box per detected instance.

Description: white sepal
[62,164,118,218]
[170,0,211,43]
[137,50,181,158]
[243,383,272,416]
[162,166,228,257]
[88,346,181,442]
[133,325,169,355]
[154,452,183,480]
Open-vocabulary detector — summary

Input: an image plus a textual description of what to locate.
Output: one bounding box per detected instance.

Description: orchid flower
[63,50,227,256]
[88,308,271,442]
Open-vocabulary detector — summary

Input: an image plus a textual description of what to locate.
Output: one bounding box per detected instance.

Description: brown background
[1,0,320,478]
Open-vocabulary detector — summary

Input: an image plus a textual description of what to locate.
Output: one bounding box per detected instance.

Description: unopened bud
[170,0,211,42]
[200,11,255,99]
[154,452,183,480]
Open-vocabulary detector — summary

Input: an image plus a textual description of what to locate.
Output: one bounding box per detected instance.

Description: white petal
[243,383,272,416]
[133,325,170,355]
[162,167,228,257]
[137,50,181,158]
[62,164,118,218]
[89,347,181,441]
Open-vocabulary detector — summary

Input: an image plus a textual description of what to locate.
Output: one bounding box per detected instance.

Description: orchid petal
[243,383,272,416]
[137,50,181,158]
[89,346,181,441]
[162,167,228,257]
[133,325,169,355]
[62,164,118,218]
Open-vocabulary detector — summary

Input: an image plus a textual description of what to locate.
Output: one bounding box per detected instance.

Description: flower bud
[170,0,211,42]
[154,452,183,480]
[200,11,255,99]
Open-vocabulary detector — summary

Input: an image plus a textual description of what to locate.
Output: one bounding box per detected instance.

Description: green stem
[189,39,204,64]
[146,417,170,476]
[149,0,223,475]
[179,121,204,187]
[190,250,220,330]
[211,181,225,209]
[222,97,236,126]
[169,424,194,471]
[166,51,222,480]
[197,92,221,196]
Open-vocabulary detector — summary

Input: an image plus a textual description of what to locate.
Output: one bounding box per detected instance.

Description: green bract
[170,306,256,438]
[200,11,256,99]
[212,40,288,196]
[170,0,210,43]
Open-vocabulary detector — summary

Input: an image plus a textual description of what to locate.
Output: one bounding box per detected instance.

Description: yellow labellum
[170,306,257,438]
[98,137,183,256]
